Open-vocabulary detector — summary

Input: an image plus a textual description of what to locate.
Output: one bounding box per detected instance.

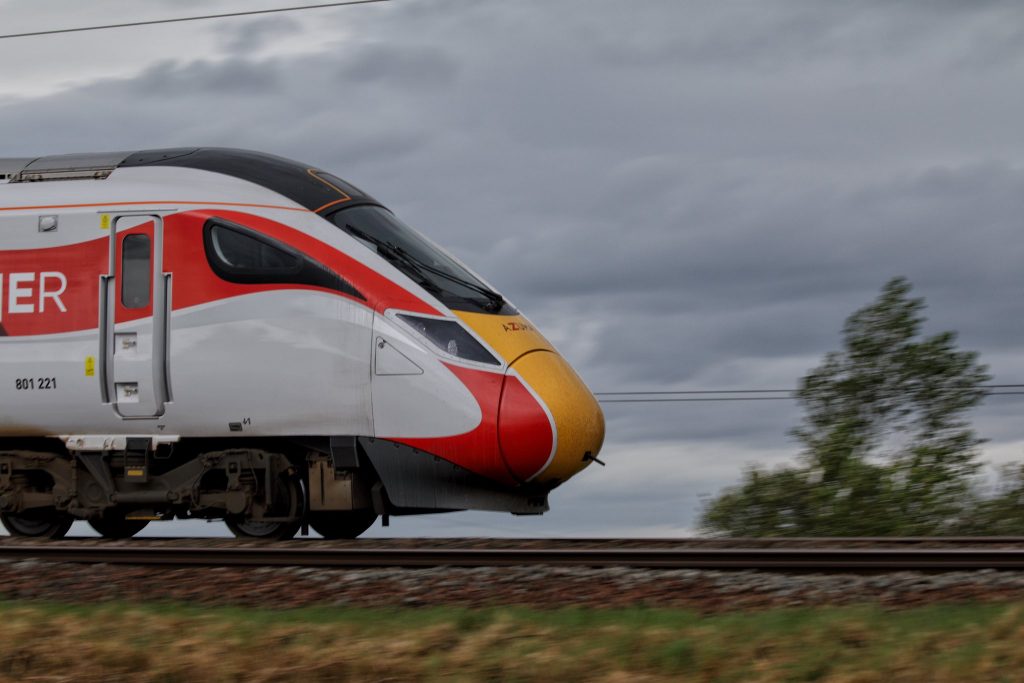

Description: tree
[701,277,991,536]
[956,464,1024,535]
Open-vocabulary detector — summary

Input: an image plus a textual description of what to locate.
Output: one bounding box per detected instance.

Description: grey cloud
[218,17,304,56]
[130,58,283,96]
[335,43,460,88]
[578,1,1024,76]
[3,0,1024,536]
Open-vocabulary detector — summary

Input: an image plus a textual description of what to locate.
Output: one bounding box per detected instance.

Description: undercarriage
[0,438,377,540]
[0,436,550,540]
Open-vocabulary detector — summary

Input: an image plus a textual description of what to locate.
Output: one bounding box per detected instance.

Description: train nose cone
[454,311,606,484]
[501,351,605,484]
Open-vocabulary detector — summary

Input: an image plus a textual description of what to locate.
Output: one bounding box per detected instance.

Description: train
[0,148,605,539]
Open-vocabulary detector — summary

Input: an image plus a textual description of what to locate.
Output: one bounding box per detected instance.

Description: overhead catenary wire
[599,396,798,403]
[595,384,1024,396]
[0,0,390,41]
[599,395,1024,403]
[596,385,1024,403]
[596,389,795,395]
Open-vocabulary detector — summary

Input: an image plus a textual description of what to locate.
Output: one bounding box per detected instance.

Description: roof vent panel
[5,151,131,183]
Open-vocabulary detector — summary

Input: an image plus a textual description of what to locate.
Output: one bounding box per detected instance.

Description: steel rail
[5,545,1024,570]
[338,536,1024,544]
[49,535,1024,544]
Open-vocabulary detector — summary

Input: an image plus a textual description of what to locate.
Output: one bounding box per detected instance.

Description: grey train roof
[0,148,376,213]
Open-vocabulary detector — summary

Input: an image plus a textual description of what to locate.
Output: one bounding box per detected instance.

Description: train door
[98,213,172,418]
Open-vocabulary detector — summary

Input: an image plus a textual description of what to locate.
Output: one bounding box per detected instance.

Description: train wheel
[1,509,74,539]
[88,510,150,539]
[309,509,378,539]
[224,476,304,541]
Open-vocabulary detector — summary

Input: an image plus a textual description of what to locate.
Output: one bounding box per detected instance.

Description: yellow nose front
[455,311,606,485]
[508,349,605,483]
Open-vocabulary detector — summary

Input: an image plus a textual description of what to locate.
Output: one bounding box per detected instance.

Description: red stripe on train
[393,364,553,486]
[0,210,435,336]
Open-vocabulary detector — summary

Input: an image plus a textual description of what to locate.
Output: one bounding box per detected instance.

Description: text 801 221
[15,377,56,391]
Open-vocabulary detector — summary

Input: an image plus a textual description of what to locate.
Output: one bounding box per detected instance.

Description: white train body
[0,148,604,538]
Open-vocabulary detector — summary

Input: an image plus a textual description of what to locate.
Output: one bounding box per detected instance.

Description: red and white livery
[0,148,604,539]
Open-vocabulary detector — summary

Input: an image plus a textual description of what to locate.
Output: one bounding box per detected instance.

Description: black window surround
[328,205,514,315]
[121,233,151,309]
[202,219,364,300]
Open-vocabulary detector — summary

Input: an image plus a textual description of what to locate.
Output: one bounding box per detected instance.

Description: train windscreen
[330,205,510,314]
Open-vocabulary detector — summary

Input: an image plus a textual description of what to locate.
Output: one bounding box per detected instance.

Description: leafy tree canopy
[702,277,991,536]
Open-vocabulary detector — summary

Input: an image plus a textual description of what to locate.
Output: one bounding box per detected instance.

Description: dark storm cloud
[3,0,1024,534]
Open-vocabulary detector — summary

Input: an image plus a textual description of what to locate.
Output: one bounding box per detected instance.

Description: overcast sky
[2,0,1023,537]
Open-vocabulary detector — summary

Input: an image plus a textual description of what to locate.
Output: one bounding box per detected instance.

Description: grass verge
[0,600,1021,681]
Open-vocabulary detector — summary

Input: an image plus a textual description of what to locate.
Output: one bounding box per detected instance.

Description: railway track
[5,539,1024,570]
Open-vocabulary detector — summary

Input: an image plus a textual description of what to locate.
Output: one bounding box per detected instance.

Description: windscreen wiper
[343,225,445,297]
[344,224,505,312]
[389,244,505,312]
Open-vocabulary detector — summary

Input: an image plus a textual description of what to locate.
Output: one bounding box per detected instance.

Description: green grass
[0,600,1020,681]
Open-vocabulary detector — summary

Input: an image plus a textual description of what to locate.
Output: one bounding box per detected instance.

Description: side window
[202,220,365,301]
[207,223,301,276]
[121,234,151,309]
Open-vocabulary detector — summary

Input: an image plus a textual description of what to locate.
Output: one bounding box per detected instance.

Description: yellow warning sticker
[84,356,95,377]
[100,214,110,230]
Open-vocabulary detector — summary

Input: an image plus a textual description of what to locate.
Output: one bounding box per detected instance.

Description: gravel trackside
[3,558,1024,612]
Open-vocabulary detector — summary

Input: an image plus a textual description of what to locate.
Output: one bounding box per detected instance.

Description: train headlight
[397,314,501,366]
